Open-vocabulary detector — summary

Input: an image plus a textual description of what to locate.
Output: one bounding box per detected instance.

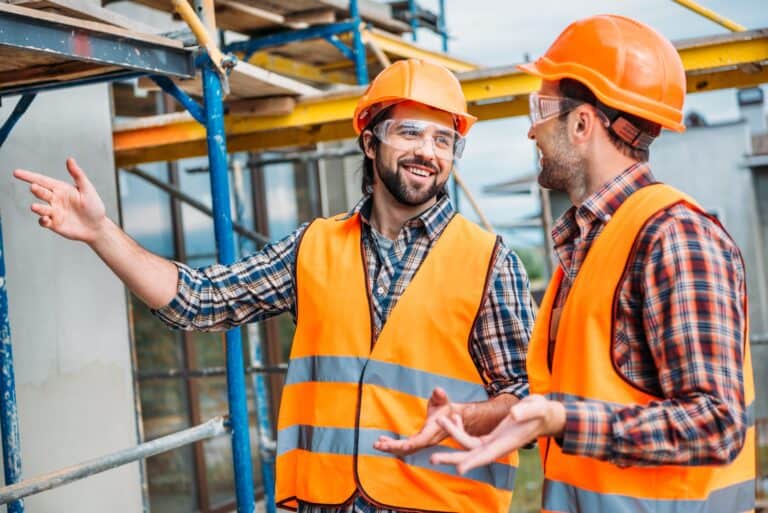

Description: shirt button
[602,214,612,222]
[376,286,385,296]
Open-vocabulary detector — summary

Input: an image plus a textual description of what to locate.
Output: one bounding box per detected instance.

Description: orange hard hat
[353,59,477,135]
[517,14,686,132]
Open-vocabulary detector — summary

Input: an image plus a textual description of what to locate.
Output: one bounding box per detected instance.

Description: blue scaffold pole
[349,0,368,85]
[200,58,255,513]
[0,215,24,513]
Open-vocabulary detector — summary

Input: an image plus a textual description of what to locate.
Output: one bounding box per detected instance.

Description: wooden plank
[284,7,335,26]
[226,96,296,116]
[0,2,184,48]
[214,0,286,32]
[9,0,164,33]
[139,60,321,98]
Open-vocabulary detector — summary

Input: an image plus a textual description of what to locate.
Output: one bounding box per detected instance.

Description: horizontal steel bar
[120,167,270,245]
[137,364,288,380]
[225,21,357,57]
[0,8,196,79]
[0,417,227,505]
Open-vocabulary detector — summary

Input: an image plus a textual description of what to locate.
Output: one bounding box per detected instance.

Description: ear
[362,131,377,160]
[570,105,597,144]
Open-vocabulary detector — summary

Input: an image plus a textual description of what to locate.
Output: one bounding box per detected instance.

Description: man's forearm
[461,393,520,436]
[89,218,179,309]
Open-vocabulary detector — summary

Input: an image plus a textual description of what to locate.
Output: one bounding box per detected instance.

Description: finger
[31,203,54,217]
[29,183,54,203]
[13,169,67,190]
[430,449,471,466]
[429,387,449,406]
[66,158,92,191]
[39,216,53,228]
[436,414,481,449]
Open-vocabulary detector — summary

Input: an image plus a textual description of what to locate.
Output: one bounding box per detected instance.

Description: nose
[414,137,437,160]
[527,125,536,140]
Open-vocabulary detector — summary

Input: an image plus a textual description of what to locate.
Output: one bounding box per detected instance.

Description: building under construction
[0,1,767,512]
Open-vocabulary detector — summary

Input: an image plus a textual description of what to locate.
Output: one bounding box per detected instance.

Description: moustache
[398,157,440,175]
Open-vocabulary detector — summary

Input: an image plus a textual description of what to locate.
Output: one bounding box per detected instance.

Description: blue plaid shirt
[154,194,534,513]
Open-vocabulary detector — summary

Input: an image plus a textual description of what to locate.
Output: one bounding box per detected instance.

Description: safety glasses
[528,92,584,126]
[372,119,466,160]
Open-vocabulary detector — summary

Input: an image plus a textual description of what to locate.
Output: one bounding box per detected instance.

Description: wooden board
[8,0,164,33]
[139,60,321,99]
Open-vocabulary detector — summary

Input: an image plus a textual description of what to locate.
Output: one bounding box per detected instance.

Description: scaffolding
[1,1,768,513]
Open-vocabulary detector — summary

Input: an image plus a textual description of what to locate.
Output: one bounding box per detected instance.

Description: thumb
[66,158,93,191]
[429,387,449,407]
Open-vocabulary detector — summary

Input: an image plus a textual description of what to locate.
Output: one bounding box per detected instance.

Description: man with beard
[14,59,534,513]
[431,15,755,513]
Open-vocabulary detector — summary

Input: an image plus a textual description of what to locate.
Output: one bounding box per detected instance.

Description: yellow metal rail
[114,29,768,166]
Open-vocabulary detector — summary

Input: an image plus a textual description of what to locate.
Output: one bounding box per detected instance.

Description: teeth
[406,166,430,177]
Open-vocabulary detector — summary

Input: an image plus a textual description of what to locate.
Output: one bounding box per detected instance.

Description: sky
[407,0,768,244]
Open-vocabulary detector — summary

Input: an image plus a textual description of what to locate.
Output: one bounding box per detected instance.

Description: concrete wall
[0,85,143,512]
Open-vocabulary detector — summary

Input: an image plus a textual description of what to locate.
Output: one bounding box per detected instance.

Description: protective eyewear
[372,119,466,160]
[528,92,584,125]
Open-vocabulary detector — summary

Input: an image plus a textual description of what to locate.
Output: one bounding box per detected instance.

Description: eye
[434,134,453,148]
[396,127,422,138]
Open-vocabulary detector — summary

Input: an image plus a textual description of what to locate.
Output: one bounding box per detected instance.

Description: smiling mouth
[403,165,435,178]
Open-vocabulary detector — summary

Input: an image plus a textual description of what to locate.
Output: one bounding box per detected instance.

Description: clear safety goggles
[372,119,466,160]
[528,92,584,125]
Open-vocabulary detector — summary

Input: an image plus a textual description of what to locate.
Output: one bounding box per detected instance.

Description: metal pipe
[438,0,447,52]
[0,94,35,147]
[171,0,228,76]
[201,56,255,513]
[324,35,355,60]
[408,0,418,42]
[0,417,227,505]
[671,0,746,32]
[224,21,356,58]
[121,167,270,245]
[137,364,287,380]
[149,75,206,124]
[349,0,368,85]
[0,216,23,513]
[452,169,493,232]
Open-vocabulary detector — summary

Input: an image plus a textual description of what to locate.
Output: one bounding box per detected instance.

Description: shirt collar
[343,192,455,242]
[552,163,656,245]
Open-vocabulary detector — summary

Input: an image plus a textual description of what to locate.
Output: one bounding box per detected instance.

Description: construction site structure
[0,1,767,512]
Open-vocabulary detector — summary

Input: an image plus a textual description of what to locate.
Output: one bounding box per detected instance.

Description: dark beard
[537,121,585,192]
[375,153,444,207]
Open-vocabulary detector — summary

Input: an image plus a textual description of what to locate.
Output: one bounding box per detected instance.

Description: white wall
[0,84,143,512]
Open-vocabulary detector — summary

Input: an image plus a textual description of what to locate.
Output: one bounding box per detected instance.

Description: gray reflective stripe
[284,355,366,385]
[364,360,488,403]
[277,425,515,491]
[277,425,356,457]
[285,355,488,402]
[543,478,755,513]
[548,393,757,428]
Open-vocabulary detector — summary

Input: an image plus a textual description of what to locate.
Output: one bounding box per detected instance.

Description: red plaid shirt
[551,163,749,466]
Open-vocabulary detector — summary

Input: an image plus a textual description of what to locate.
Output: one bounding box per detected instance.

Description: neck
[369,187,437,239]
[569,152,639,206]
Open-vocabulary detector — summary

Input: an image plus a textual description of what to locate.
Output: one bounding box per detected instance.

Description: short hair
[356,105,395,195]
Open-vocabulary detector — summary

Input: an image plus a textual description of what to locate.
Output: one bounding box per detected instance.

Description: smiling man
[14,59,534,513]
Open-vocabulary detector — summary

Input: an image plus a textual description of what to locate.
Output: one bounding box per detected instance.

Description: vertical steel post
[438,0,447,52]
[0,216,23,513]
[408,0,418,42]
[201,60,255,513]
[349,0,368,85]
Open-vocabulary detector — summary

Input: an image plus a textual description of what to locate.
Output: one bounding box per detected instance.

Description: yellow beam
[359,28,478,72]
[243,51,356,85]
[114,29,768,166]
[672,0,746,32]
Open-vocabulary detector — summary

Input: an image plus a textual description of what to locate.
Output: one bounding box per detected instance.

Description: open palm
[14,158,106,243]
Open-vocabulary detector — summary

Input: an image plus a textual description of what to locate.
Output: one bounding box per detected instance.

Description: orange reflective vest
[528,184,756,513]
[276,212,518,512]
